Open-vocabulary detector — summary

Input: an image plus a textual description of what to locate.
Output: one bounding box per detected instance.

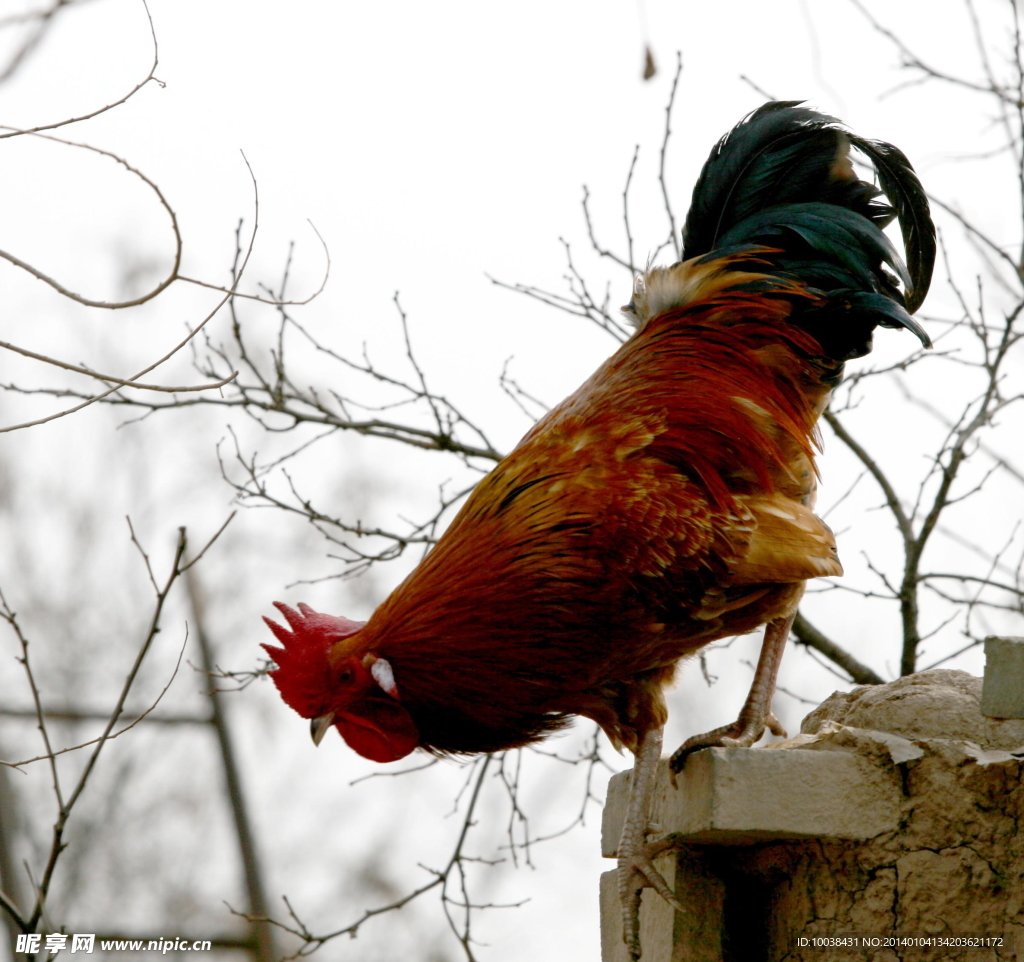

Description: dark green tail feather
[682,102,845,259]
[717,203,912,292]
[681,102,936,355]
[847,135,935,313]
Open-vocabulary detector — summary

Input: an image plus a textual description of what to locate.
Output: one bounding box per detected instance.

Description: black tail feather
[682,102,847,260]
[848,135,935,312]
[717,203,911,293]
[681,101,936,360]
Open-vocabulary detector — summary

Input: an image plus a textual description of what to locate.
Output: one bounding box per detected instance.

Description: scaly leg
[617,726,685,960]
[668,610,796,776]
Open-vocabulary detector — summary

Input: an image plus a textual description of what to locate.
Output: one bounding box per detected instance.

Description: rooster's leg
[617,725,685,960]
[668,610,796,775]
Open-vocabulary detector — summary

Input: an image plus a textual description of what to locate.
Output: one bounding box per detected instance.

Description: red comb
[261,602,366,717]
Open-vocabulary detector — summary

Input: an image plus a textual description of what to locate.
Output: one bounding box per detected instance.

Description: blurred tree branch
[185,568,276,962]
[0,516,231,935]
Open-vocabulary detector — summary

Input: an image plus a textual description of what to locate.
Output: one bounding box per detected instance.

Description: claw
[670,612,796,776]
[618,836,686,959]
[765,711,787,737]
[616,728,685,960]
[669,711,788,775]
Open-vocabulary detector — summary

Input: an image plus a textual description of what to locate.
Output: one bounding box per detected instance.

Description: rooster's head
[262,602,419,763]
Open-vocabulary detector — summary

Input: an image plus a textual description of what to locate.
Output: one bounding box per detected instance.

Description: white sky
[1,1,1022,960]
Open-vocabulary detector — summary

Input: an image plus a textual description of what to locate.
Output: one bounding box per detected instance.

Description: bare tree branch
[658,52,683,262]
[792,611,885,686]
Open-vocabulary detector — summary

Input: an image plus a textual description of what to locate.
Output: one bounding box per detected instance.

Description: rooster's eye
[339,668,353,684]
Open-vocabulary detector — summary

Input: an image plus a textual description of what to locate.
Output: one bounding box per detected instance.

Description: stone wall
[601,668,1024,961]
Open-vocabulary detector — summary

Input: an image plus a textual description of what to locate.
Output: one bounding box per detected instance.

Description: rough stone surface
[982,636,1024,718]
[602,670,1024,962]
[757,732,1024,961]
[800,668,1024,749]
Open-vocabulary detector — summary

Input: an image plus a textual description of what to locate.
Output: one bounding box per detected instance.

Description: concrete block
[601,746,900,858]
[982,636,1024,718]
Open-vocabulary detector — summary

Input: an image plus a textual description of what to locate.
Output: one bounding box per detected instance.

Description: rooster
[262,102,934,959]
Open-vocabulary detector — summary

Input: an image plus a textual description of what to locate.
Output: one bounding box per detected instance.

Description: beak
[310,712,336,746]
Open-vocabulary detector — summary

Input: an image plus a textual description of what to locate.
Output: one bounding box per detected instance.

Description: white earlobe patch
[371,656,398,696]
